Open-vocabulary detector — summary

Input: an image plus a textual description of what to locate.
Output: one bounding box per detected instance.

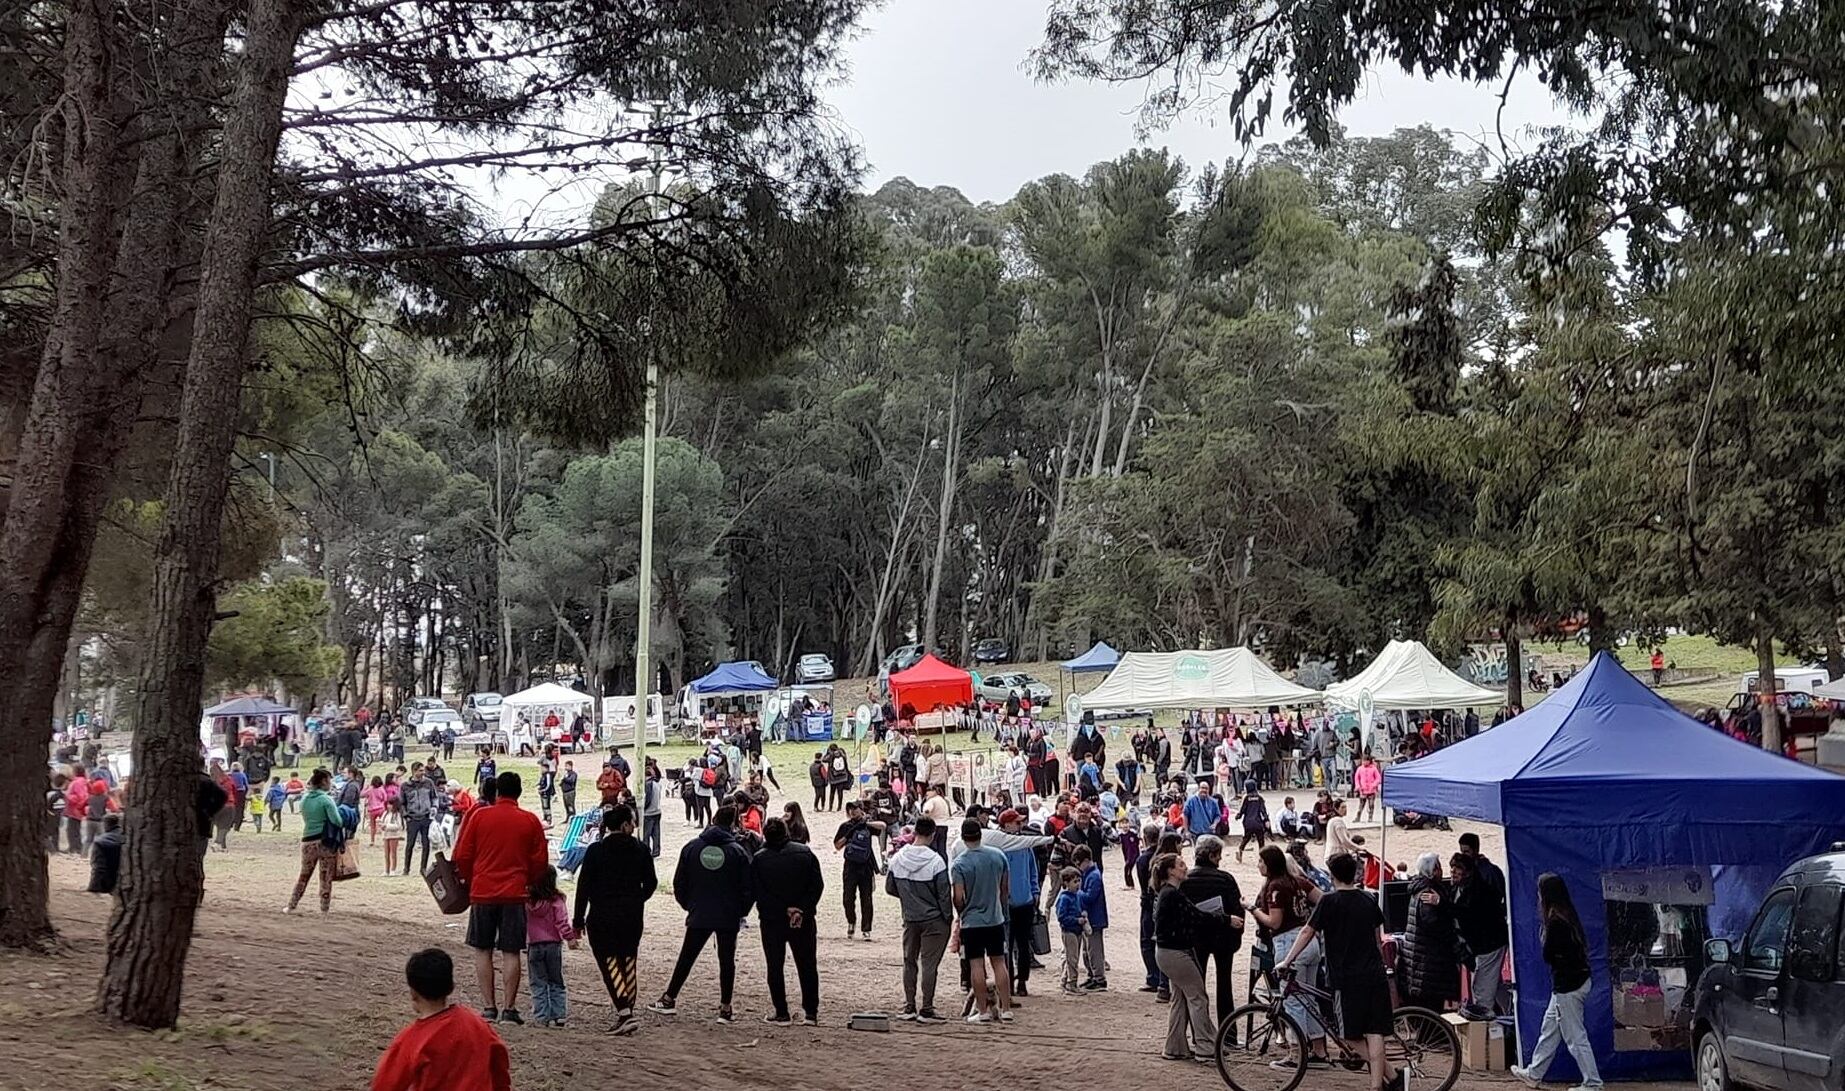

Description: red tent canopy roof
[888,653,973,714]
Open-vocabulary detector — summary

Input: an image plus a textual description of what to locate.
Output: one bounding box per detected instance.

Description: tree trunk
[1504,622,1524,711]
[922,371,963,649]
[1024,414,1081,659]
[1757,627,1782,755]
[99,0,304,1027]
[1584,604,1612,655]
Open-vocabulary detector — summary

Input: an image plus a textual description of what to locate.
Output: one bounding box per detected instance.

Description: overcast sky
[824,0,1571,204]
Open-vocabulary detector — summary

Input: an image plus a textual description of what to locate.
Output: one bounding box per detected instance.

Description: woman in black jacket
[1510,873,1602,1090]
[1399,852,1462,1011]
[751,817,825,1025]
[573,804,658,1035]
[1153,851,1228,1062]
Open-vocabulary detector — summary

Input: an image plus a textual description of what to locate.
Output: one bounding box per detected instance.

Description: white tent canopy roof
[501,682,593,709]
[1323,639,1501,711]
[1082,648,1321,710]
[1812,677,1845,700]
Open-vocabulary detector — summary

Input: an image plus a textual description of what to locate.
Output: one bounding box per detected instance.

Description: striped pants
[590,919,644,1013]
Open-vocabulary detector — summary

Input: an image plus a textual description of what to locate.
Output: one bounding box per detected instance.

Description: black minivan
[1692,848,1845,1091]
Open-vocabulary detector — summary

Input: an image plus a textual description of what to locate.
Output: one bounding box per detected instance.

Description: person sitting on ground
[371,947,511,1091]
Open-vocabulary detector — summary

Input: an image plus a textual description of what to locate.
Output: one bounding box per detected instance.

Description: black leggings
[813,785,826,811]
[828,781,847,809]
[683,787,697,822]
[589,917,644,1012]
[664,926,738,1006]
[1239,829,1267,853]
[761,920,819,1020]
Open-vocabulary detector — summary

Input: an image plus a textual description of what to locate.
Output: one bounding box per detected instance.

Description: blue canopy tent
[1059,641,1121,708]
[689,662,778,697]
[1385,652,1845,1080]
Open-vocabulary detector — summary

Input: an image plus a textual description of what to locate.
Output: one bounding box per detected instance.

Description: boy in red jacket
[372,948,510,1091]
[452,770,549,1024]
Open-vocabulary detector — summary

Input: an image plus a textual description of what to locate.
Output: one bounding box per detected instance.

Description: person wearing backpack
[833,800,886,941]
[825,745,852,811]
[650,805,756,1024]
[285,768,344,914]
[808,752,828,811]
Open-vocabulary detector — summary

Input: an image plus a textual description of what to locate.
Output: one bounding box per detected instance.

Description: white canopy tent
[1812,677,1845,701]
[1082,648,1321,710]
[501,683,593,753]
[1323,639,1501,711]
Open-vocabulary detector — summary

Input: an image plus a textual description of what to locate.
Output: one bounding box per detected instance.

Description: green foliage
[206,577,342,696]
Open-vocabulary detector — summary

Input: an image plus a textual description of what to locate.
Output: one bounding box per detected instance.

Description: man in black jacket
[652,805,755,1024]
[194,768,228,860]
[1179,834,1248,1021]
[573,804,658,1035]
[1455,834,1510,1018]
[752,817,825,1025]
[88,814,123,894]
[1059,803,1110,877]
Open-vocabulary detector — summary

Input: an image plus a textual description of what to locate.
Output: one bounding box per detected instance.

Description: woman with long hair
[781,801,811,844]
[1251,844,1327,1061]
[1511,873,1603,1091]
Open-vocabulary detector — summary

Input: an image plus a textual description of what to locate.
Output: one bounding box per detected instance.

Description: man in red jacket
[452,770,549,1025]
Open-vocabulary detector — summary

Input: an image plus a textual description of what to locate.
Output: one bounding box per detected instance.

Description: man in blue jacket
[1073,845,1109,989]
[651,805,756,1024]
[1182,780,1222,840]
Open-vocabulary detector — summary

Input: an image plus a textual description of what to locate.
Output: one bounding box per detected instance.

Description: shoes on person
[965,1011,995,1025]
[862,931,873,942]
[498,1009,523,1026]
[1137,984,1159,993]
[480,1007,500,1022]
[762,1012,792,1026]
[647,998,677,1016]
[1029,958,1046,969]
[797,1013,818,1026]
[716,1007,735,1025]
[608,1014,638,1036]
[1509,1067,1541,1089]
[897,1007,919,1021]
[996,1010,1014,1022]
[1190,1054,1214,1065]
[915,1009,946,1024]
[1014,983,1029,997]
[1155,989,1171,1004]
[1080,978,1107,991]
[845,926,855,939]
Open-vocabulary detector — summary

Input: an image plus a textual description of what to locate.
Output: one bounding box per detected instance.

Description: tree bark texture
[100,0,304,1027]
[1756,627,1782,755]
[922,370,962,650]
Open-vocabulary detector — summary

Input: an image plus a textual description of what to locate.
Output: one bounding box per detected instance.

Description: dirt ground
[3,793,1642,1091]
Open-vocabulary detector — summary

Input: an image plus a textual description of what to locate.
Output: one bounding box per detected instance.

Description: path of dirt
[2,798,1655,1091]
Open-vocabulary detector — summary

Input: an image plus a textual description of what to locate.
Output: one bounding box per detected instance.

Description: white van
[1742,668,1832,697]
[600,694,667,745]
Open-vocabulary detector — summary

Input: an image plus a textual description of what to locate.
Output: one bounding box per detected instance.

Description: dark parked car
[1693,846,1845,1091]
[971,638,1010,664]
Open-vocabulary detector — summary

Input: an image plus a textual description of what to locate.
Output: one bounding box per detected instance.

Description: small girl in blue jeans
[526,867,578,1026]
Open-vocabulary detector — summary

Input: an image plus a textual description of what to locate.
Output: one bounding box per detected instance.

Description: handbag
[332,844,361,882]
[1031,910,1052,956]
[424,851,470,914]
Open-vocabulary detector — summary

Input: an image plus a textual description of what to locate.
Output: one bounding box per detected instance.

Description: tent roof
[688,662,778,697]
[1061,641,1121,674]
[1082,648,1320,710]
[1385,651,1845,832]
[1323,639,1501,711]
[502,682,593,708]
[889,653,973,712]
[205,695,296,717]
[1814,677,1845,700]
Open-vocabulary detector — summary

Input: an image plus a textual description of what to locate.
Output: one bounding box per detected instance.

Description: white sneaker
[966,1011,995,1024]
[1509,1065,1541,1089]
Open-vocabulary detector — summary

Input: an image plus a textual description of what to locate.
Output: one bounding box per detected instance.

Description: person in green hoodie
[286,768,343,914]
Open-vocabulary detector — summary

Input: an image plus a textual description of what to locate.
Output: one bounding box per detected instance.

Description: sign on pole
[1358,688,1376,752]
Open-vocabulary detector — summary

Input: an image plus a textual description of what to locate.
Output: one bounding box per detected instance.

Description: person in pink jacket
[1353,754,1382,823]
[525,867,578,1026]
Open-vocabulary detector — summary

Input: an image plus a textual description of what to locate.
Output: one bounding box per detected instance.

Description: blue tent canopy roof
[689,661,778,696]
[1061,641,1121,674]
[204,695,296,717]
[1384,650,1845,835]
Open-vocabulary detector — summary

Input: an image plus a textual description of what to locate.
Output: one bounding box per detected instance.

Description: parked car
[971,638,1010,664]
[877,643,927,698]
[416,707,461,743]
[462,692,504,729]
[795,653,835,684]
[977,671,1053,707]
[403,696,447,728]
[1693,845,1845,1091]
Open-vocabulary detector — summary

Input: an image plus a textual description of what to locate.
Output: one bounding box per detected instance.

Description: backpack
[700,766,718,788]
[843,821,875,865]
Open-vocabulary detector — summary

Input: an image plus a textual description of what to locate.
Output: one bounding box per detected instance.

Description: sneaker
[1510,1066,1541,1089]
[861,931,873,942]
[1160,1053,1191,1062]
[647,998,677,1016]
[480,1007,500,1022]
[762,1012,792,1026]
[608,1014,638,1036]
[916,1009,946,1024]
[798,1013,818,1026]
[1014,983,1030,997]
[1137,984,1160,993]
[1080,978,1107,991]
[845,926,855,939]
[498,1009,524,1026]
[965,1011,995,1024]
[716,1007,735,1025]
[1190,1054,1214,1065]
[1062,984,1082,996]
[896,1007,919,1021]
[1155,990,1171,1004]
[996,1010,1014,1022]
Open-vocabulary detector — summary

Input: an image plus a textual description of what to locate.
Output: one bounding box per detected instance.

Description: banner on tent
[1601,867,1714,906]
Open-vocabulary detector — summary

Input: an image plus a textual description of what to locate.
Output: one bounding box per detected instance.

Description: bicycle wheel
[1387,1006,1462,1091]
[1215,1003,1307,1091]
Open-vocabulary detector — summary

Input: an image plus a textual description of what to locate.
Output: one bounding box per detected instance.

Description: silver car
[977,672,1053,707]
[795,653,835,683]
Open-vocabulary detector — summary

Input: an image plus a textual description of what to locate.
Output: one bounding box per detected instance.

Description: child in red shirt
[372,948,510,1091]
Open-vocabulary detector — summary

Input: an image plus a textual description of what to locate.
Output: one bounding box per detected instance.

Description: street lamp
[632,102,675,788]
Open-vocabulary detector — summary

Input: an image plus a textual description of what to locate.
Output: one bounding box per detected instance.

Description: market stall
[1384,652,1845,1080]
[1080,647,1321,709]
[1324,638,1501,746]
[1058,641,1120,703]
[501,682,593,754]
[887,654,973,729]
[200,695,298,757]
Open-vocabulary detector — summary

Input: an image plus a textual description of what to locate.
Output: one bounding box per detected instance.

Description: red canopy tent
[888,653,973,717]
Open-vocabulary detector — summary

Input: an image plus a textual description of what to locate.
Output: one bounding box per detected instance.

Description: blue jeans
[527,941,566,1023]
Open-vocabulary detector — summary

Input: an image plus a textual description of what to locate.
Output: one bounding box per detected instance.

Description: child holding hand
[1054,866,1087,995]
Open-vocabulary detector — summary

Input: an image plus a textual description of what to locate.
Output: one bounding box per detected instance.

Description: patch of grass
[1524,632,1794,676]
[181,1016,272,1045]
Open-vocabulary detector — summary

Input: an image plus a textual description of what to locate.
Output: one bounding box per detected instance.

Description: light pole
[631,103,671,792]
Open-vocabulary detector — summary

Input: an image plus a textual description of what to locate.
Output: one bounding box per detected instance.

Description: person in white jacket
[1003,747,1029,809]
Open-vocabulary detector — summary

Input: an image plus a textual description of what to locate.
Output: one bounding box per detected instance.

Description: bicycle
[1214,968,1460,1091]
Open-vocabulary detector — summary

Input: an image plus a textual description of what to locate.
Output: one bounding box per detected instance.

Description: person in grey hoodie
[651,806,756,1024]
[886,816,953,1022]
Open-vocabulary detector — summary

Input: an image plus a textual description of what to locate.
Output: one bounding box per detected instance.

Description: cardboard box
[1445,1014,1508,1071]
[1614,1025,1660,1052]
[1615,989,1667,1028]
